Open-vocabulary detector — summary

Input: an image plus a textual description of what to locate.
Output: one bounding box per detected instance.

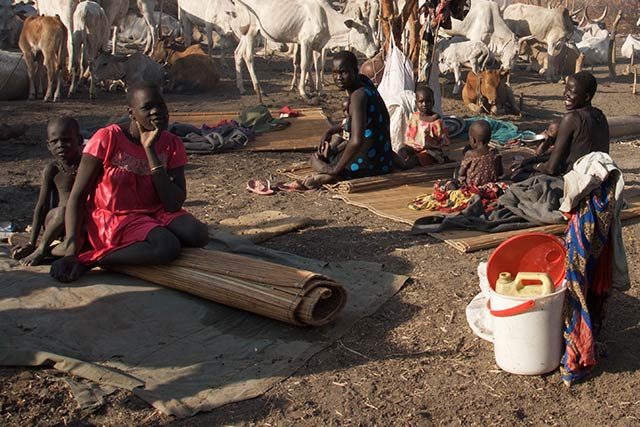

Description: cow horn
[357,7,364,22]
[570,7,583,18]
[594,5,608,22]
[578,14,586,27]
[584,4,590,22]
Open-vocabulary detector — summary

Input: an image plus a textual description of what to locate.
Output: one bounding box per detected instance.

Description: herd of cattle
[0,0,638,110]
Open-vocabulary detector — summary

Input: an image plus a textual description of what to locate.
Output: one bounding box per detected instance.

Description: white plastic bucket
[489,281,566,375]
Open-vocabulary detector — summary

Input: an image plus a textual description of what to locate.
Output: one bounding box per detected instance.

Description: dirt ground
[1,49,640,427]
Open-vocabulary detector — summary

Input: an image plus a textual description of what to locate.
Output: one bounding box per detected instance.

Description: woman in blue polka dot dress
[306,50,394,187]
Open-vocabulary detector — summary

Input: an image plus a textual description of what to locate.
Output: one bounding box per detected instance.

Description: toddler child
[11,117,83,266]
[396,85,450,169]
[458,120,504,186]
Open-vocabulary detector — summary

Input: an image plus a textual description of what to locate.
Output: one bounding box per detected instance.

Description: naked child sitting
[11,117,83,266]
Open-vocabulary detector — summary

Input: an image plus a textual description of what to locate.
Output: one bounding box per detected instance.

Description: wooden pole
[575,52,585,74]
[609,10,622,78]
[633,67,637,95]
[380,0,395,55]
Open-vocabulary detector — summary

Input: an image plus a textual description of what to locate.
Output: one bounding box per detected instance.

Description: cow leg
[137,0,157,54]
[234,36,246,95]
[88,58,96,100]
[180,11,193,46]
[241,33,264,104]
[452,65,462,95]
[298,43,311,98]
[68,33,80,97]
[23,52,37,100]
[205,23,214,58]
[43,55,56,102]
[313,50,322,95]
[289,44,299,92]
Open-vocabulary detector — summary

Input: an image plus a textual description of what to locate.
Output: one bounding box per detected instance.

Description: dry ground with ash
[1,51,640,426]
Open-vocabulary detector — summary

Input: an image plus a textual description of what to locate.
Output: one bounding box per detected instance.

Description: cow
[92,51,164,90]
[35,0,157,75]
[521,40,580,80]
[503,3,575,82]
[341,0,379,40]
[151,38,206,64]
[231,0,378,98]
[118,11,182,48]
[150,38,220,92]
[443,0,532,73]
[167,54,220,93]
[177,0,234,57]
[461,69,519,116]
[438,38,493,95]
[621,35,640,62]
[69,1,111,99]
[289,3,379,95]
[18,15,67,102]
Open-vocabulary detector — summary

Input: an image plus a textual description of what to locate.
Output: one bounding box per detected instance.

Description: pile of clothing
[409,181,509,213]
[170,120,254,154]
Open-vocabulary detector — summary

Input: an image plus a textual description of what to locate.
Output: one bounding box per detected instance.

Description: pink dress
[405,112,450,164]
[78,125,189,264]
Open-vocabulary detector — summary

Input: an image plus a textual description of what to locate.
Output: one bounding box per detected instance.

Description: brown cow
[151,38,220,93]
[151,38,207,65]
[18,15,67,102]
[462,69,519,116]
[521,41,580,81]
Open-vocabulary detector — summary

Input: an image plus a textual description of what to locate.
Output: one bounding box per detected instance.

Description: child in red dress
[50,83,208,282]
[396,85,450,169]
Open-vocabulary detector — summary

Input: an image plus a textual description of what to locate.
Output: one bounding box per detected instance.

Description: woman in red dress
[50,83,208,282]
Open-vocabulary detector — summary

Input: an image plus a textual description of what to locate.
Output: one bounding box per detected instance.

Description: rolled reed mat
[110,248,347,326]
[327,162,458,194]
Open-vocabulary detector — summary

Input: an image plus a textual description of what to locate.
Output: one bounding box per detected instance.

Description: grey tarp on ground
[0,233,408,418]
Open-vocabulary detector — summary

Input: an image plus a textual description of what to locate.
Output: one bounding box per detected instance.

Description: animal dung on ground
[110,248,347,326]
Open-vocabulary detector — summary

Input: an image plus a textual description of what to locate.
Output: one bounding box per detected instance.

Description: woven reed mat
[0,233,407,418]
[169,108,329,151]
[309,147,536,225]
[428,188,640,253]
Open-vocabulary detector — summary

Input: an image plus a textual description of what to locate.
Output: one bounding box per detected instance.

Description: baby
[535,120,560,157]
[458,120,504,186]
[11,117,83,265]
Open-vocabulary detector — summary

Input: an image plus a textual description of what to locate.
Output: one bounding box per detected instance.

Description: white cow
[177,0,234,57]
[35,0,157,74]
[69,1,110,99]
[503,4,575,81]
[621,35,640,60]
[438,38,493,94]
[443,0,531,73]
[118,11,181,47]
[289,3,378,95]
[342,0,379,40]
[570,6,610,66]
[233,0,378,97]
[93,51,164,89]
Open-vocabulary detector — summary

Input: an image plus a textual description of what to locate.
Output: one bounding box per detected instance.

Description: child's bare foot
[19,249,46,266]
[11,244,36,260]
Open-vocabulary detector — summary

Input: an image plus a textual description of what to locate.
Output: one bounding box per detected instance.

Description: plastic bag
[377,36,415,104]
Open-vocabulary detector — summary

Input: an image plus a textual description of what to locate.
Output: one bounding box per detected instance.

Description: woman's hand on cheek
[136,120,160,149]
